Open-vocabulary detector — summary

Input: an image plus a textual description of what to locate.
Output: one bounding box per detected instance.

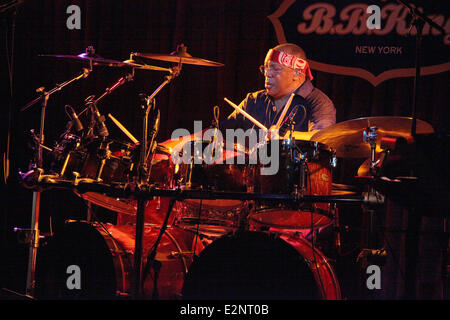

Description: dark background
[0,0,448,299]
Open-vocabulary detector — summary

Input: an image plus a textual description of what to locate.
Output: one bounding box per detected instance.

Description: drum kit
[17,45,437,300]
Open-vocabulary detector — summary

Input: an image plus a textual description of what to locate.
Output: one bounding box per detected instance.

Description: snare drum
[36,221,204,299]
[249,139,336,229]
[182,231,341,300]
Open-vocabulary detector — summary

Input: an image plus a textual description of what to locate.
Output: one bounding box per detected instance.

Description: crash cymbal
[39,53,129,67]
[132,44,224,67]
[40,52,173,72]
[310,116,434,158]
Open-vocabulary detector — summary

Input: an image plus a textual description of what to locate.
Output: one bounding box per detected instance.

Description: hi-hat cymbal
[132,44,224,67]
[311,116,434,158]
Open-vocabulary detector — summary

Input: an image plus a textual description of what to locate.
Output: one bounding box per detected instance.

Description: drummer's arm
[308,91,336,131]
[218,95,250,132]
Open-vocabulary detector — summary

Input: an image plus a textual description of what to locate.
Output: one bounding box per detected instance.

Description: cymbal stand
[363,126,378,176]
[358,127,385,266]
[132,67,179,299]
[20,68,91,298]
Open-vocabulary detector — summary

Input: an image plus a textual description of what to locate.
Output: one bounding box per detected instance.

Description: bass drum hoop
[37,221,199,299]
[181,231,341,300]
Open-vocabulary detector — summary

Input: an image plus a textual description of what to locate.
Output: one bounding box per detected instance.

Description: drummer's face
[263,53,296,100]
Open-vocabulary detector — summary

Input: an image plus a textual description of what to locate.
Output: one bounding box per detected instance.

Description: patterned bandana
[267,49,314,80]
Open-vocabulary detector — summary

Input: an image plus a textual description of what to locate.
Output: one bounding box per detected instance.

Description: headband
[267,49,314,80]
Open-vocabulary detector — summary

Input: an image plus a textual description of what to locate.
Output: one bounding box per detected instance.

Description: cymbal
[40,52,174,71]
[158,130,207,153]
[122,59,172,72]
[310,116,434,158]
[132,44,224,67]
[39,53,129,67]
[290,130,317,141]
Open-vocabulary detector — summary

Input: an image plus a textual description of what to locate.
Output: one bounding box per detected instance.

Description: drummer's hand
[267,126,280,140]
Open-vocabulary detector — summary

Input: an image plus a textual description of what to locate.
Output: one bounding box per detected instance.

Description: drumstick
[273,92,295,130]
[107,113,139,144]
[224,97,267,132]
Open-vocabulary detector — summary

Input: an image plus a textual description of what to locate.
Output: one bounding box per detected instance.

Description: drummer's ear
[293,70,303,81]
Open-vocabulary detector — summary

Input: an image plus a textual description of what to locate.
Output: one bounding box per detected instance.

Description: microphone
[279,105,300,136]
[66,105,84,132]
[93,104,109,137]
[150,109,160,135]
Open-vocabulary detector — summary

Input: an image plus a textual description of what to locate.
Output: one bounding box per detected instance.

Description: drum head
[182,231,320,300]
[249,208,333,230]
[36,222,119,300]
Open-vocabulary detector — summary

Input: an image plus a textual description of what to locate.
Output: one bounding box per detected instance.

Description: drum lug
[169,251,194,259]
[330,152,337,168]
[110,249,132,258]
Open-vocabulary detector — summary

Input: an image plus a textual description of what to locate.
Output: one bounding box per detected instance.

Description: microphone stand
[132,67,180,299]
[394,0,446,137]
[393,1,446,299]
[20,67,90,298]
[84,71,134,138]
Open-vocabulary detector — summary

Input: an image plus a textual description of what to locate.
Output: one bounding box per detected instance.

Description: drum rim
[182,230,341,300]
[248,207,334,229]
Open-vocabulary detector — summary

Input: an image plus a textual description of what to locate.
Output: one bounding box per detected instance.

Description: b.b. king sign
[268,0,450,86]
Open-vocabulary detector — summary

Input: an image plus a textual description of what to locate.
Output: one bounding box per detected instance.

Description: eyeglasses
[259,64,303,77]
[259,64,284,75]
[259,63,299,76]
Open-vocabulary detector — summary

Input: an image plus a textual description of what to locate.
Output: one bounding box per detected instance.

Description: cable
[3,8,17,184]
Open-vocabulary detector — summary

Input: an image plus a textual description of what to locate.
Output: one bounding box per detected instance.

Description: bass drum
[182,231,341,300]
[36,221,204,300]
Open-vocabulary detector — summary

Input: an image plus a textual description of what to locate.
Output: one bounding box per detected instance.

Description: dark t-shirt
[220,79,336,133]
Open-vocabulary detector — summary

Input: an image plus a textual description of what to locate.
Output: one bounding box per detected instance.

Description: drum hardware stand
[362,126,383,247]
[19,67,91,298]
[358,127,389,295]
[141,197,177,300]
[393,1,445,137]
[393,3,445,298]
[132,66,180,299]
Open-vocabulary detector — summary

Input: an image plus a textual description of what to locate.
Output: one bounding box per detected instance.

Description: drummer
[220,43,336,135]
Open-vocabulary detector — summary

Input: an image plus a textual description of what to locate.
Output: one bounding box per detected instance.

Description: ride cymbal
[311,116,434,158]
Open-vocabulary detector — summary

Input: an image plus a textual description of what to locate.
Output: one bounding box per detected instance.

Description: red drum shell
[37,221,204,299]
[182,231,341,300]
